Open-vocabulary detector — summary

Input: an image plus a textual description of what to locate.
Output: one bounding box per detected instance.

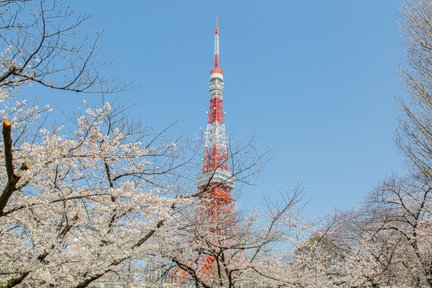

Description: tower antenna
[214,16,220,69]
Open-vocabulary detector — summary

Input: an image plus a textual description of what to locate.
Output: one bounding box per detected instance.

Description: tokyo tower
[196,16,235,221]
[194,16,238,281]
[165,17,238,287]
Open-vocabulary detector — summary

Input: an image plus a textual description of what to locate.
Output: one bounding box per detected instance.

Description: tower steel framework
[196,16,235,224]
[166,17,238,287]
[194,16,239,283]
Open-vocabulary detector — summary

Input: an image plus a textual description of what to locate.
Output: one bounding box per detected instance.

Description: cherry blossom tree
[0,1,184,286]
[283,173,432,288]
[159,184,307,288]
[397,0,432,179]
[0,97,193,287]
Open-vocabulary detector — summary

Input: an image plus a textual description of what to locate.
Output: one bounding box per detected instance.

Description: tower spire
[213,16,221,71]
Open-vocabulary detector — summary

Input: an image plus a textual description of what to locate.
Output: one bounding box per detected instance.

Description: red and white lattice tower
[194,16,237,279]
[165,18,238,287]
[196,16,235,228]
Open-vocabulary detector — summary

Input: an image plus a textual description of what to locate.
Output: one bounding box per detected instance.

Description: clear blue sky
[35,1,406,219]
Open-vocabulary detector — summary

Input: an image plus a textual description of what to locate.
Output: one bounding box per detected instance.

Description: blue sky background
[30,1,406,219]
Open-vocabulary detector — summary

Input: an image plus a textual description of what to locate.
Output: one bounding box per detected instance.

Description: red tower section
[196,17,234,218]
[194,17,237,281]
[166,18,238,287]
